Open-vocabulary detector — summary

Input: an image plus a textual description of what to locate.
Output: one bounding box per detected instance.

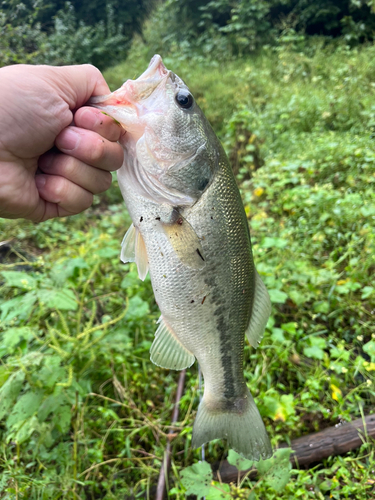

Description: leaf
[96,247,119,258]
[126,296,149,320]
[227,449,253,471]
[268,289,288,304]
[14,415,40,444]
[257,448,292,492]
[1,327,34,351]
[261,237,288,249]
[281,322,297,335]
[52,404,72,433]
[37,288,78,311]
[206,483,231,499]
[51,257,88,286]
[6,391,44,429]
[0,292,37,323]
[38,394,62,422]
[303,345,324,360]
[1,271,37,289]
[363,341,375,361]
[362,286,374,299]
[180,461,212,499]
[0,370,25,421]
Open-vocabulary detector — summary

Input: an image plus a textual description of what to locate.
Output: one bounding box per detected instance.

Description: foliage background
[1,0,375,498]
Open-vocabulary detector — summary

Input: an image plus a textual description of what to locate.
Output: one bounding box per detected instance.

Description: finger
[51,64,111,108]
[74,107,123,142]
[35,174,93,216]
[38,153,112,194]
[55,126,124,171]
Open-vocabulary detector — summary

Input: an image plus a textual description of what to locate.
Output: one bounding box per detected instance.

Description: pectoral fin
[150,316,195,370]
[120,224,149,281]
[160,213,206,270]
[245,271,272,348]
[120,224,136,263]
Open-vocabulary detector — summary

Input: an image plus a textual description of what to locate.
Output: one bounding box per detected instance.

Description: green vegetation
[0,0,152,68]
[1,33,375,499]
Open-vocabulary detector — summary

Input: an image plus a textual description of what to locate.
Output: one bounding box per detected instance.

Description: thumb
[48,64,111,110]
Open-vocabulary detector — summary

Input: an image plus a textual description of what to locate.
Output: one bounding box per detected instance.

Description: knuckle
[62,156,78,179]
[51,176,69,202]
[89,138,106,164]
[82,192,93,210]
[101,172,113,192]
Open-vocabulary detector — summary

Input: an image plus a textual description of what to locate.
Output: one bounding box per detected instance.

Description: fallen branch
[214,414,375,483]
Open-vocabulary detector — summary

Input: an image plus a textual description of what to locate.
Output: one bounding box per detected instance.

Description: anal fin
[120,223,149,281]
[150,316,195,370]
[245,271,272,348]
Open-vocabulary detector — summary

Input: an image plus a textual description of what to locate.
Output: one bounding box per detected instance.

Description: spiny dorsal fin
[159,212,206,270]
[245,271,272,348]
[150,316,195,370]
[120,224,149,281]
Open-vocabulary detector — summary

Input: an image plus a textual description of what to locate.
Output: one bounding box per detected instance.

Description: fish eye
[175,90,194,109]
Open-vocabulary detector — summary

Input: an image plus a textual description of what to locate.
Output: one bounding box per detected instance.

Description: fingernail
[35,175,46,188]
[57,128,80,151]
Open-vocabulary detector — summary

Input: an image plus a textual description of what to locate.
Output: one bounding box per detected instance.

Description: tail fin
[191,388,272,461]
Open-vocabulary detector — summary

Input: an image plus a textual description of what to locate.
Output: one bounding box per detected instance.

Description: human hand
[0,64,124,222]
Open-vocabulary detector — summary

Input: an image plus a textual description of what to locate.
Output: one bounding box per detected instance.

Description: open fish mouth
[88,54,171,125]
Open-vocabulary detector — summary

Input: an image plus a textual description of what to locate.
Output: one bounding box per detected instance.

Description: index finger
[74,107,123,142]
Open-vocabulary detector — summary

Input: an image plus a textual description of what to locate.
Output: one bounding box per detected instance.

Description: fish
[89,55,272,461]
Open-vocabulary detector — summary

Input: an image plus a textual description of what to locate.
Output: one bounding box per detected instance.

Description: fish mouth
[88,54,171,126]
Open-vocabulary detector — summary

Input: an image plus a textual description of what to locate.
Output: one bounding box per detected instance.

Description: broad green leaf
[268,289,288,304]
[227,449,253,471]
[303,345,324,360]
[261,237,288,249]
[14,415,40,444]
[96,247,119,258]
[51,257,88,285]
[0,292,37,323]
[362,286,374,299]
[38,394,62,422]
[126,296,149,320]
[257,448,292,492]
[0,370,25,420]
[37,288,78,311]
[6,391,44,429]
[363,341,375,361]
[53,404,72,434]
[37,356,65,388]
[1,271,37,289]
[206,483,231,499]
[281,322,297,335]
[1,327,34,351]
[180,461,212,499]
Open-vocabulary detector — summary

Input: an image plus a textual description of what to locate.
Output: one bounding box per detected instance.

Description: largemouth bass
[90,55,272,460]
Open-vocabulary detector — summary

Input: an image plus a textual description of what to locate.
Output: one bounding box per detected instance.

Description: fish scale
[89,54,273,461]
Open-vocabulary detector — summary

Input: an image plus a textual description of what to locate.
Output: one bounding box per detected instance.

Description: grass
[1,38,375,498]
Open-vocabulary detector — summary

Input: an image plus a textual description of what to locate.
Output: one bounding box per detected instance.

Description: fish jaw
[88,54,170,137]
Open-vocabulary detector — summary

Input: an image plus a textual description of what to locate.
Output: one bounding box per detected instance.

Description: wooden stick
[214,414,375,483]
[156,369,186,500]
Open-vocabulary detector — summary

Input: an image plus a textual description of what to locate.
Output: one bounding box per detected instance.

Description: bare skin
[0,64,124,222]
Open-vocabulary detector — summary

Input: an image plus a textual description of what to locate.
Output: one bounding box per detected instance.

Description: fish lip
[138,54,169,80]
[87,57,172,123]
